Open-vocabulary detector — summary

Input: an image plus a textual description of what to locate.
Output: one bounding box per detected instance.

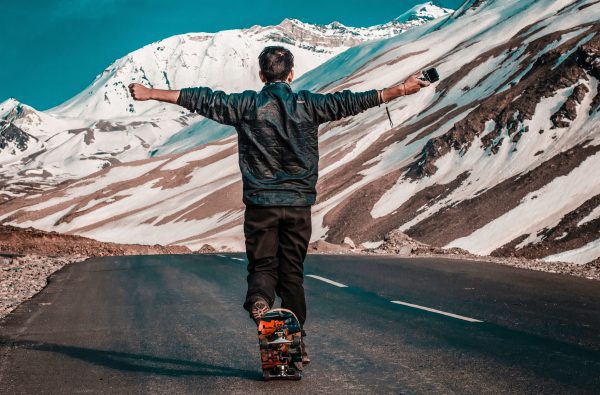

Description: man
[129,46,430,365]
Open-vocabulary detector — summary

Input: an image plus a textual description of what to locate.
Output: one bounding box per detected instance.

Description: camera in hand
[422,68,440,83]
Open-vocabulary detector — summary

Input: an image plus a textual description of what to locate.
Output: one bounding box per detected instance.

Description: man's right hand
[129,83,152,101]
[381,72,431,102]
[402,73,431,95]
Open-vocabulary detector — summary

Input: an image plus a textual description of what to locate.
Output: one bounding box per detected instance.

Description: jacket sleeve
[306,89,381,124]
[177,87,251,126]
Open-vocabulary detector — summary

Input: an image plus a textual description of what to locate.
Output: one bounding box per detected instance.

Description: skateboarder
[129,46,430,366]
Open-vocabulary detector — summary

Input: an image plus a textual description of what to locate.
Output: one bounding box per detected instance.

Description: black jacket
[177,82,381,206]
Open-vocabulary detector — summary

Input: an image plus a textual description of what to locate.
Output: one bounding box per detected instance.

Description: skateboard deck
[258,308,303,380]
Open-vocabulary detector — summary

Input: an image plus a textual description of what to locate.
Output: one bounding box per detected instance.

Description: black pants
[242,205,312,331]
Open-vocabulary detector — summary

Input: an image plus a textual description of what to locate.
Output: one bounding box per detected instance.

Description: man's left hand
[129,83,152,101]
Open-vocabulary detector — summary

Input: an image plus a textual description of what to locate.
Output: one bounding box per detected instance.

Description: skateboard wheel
[262,370,271,381]
[259,338,268,349]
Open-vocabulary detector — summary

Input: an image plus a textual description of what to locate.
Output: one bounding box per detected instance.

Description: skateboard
[258,308,303,380]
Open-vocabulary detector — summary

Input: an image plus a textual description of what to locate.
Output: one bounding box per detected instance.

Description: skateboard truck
[269,331,292,345]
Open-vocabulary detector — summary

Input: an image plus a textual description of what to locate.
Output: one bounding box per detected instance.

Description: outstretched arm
[128,83,250,126]
[307,72,431,124]
[128,84,180,103]
[381,73,430,103]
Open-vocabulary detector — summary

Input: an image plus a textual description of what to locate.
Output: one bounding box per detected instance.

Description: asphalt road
[1,253,599,394]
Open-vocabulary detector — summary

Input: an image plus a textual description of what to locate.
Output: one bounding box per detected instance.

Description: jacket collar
[262,81,292,92]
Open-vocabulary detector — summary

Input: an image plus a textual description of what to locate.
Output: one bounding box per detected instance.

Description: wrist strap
[376,88,394,128]
[379,88,393,128]
[385,106,393,128]
[378,89,385,105]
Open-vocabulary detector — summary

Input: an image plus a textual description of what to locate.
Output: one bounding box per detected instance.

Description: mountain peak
[0,98,20,111]
[1,98,30,122]
[395,1,453,23]
[280,3,452,33]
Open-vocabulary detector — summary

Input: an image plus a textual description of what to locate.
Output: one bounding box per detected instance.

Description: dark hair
[258,46,294,82]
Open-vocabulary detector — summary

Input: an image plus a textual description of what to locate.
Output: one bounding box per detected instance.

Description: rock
[550,83,589,128]
[196,244,216,253]
[0,120,34,154]
[375,229,429,254]
[342,237,356,249]
[445,247,471,255]
[308,240,351,254]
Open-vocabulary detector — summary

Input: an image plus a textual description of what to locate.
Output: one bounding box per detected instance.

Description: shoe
[250,298,270,325]
[301,338,310,366]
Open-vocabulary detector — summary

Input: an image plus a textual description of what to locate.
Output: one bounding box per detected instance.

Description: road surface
[1,254,599,394]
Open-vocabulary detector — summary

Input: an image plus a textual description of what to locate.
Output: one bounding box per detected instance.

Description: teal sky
[0,0,462,110]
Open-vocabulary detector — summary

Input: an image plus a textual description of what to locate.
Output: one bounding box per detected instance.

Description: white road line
[231,257,245,262]
[390,300,483,323]
[306,274,348,288]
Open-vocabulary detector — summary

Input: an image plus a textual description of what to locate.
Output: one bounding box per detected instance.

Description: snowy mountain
[2,0,599,265]
[0,4,450,200]
[49,4,450,119]
[395,1,453,23]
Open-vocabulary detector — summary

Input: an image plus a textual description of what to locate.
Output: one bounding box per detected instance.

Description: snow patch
[578,204,600,227]
[543,238,600,265]
[446,149,600,255]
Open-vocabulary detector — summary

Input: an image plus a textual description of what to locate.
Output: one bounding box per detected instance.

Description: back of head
[258,46,294,83]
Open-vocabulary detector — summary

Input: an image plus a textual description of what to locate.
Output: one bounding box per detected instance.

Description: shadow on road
[0,337,261,380]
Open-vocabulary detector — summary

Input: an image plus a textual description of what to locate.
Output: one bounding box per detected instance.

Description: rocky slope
[1,0,598,266]
[0,225,191,256]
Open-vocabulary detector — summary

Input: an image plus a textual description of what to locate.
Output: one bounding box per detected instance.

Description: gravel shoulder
[308,230,600,281]
[0,254,86,318]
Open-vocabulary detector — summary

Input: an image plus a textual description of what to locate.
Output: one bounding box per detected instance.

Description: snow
[395,2,453,23]
[160,142,236,171]
[446,150,600,255]
[578,204,600,227]
[554,232,569,241]
[543,238,600,265]
[553,32,596,70]
[185,224,246,251]
[362,240,384,249]
[13,149,242,244]
[516,233,545,250]
[152,119,235,156]
[20,160,168,212]
[391,78,596,233]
